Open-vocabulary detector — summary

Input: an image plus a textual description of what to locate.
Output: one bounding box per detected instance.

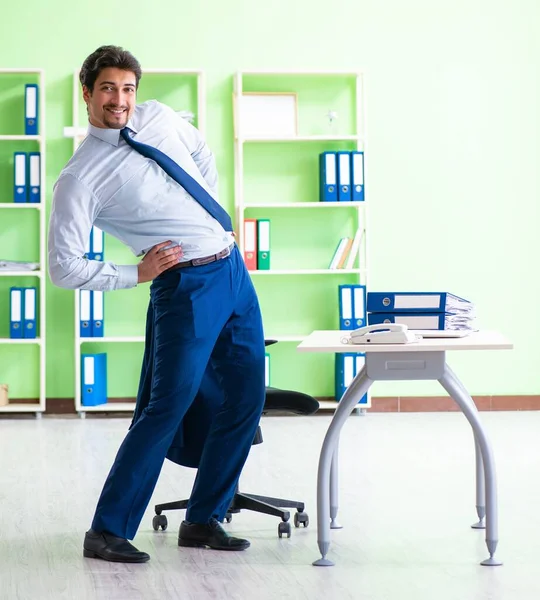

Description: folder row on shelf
[320,151,364,202]
[338,284,367,330]
[13,152,40,203]
[80,290,104,338]
[243,219,270,270]
[24,84,39,135]
[9,287,37,338]
[335,353,367,404]
[81,353,107,406]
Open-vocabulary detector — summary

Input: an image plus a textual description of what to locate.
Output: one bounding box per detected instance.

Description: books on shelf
[329,229,363,269]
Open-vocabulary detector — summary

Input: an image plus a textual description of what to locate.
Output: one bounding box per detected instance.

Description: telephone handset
[343,323,420,345]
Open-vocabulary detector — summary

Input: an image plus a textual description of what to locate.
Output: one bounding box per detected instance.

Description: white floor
[0,411,539,600]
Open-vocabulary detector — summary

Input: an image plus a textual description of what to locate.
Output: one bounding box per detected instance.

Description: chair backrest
[264,387,319,415]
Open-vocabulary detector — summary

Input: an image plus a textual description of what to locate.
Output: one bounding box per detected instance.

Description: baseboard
[6,395,540,415]
[357,395,540,412]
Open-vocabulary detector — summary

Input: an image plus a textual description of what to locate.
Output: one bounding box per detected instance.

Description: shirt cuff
[117,265,139,289]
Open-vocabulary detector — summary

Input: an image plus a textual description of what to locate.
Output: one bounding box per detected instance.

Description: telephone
[342,323,420,345]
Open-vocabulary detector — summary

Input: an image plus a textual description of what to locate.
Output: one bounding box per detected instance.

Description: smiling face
[82,67,137,129]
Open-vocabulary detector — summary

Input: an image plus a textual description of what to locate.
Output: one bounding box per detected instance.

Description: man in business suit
[48,45,266,563]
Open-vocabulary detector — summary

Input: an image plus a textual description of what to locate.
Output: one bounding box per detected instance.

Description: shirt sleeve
[48,173,138,291]
[164,103,220,200]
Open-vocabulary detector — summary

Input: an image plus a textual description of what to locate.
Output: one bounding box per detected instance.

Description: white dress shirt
[48,99,234,291]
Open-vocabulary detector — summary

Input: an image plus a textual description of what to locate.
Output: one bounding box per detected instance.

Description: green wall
[0,0,538,402]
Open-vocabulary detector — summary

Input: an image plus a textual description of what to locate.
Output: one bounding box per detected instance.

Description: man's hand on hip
[137,241,183,283]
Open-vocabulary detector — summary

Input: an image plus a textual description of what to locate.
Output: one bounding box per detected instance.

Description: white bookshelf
[0,68,46,415]
[233,69,369,406]
[65,68,205,415]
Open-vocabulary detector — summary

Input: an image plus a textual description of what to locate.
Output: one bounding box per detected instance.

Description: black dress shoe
[83,529,150,563]
[178,518,250,551]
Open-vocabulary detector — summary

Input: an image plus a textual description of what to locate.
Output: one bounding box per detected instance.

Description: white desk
[297,330,513,567]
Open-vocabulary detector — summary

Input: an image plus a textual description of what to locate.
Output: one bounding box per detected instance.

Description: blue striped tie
[120,127,233,232]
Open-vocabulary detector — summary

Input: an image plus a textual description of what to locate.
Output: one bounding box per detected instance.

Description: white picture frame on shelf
[237,92,298,138]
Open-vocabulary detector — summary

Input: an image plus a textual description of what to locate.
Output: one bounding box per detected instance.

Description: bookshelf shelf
[0,68,46,415]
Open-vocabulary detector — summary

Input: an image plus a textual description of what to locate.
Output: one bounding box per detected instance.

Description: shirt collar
[87,112,140,147]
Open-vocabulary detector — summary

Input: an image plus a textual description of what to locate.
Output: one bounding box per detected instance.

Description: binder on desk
[335,353,368,404]
[351,151,364,202]
[319,152,337,202]
[257,219,270,270]
[9,287,23,339]
[25,84,38,135]
[368,311,473,331]
[23,287,37,338]
[28,152,40,203]
[81,353,107,406]
[89,226,104,261]
[367,291,473,314]
[91,291,104,337]
[337,151,351,201]
[13,152,27,203]
[243,219,257,270]
[79,290,92,337]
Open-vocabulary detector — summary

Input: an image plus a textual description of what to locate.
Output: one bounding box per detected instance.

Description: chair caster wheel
[294,511,309,528]
[152,514,168,531]
[278,521,291,538]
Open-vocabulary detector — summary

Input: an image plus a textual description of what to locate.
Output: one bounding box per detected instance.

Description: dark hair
[79,45,142,92]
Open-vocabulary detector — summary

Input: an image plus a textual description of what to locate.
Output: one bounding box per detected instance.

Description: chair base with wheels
[153,478,310,539]
[152,349,319,538]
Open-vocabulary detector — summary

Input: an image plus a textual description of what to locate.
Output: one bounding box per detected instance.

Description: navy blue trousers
[91,246,266,539]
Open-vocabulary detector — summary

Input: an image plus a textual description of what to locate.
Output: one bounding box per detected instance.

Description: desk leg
[439,364,502,566]
[472,436,486,529]
[313,368,373,567]
[450,376,486,528]
[330,443,343,529]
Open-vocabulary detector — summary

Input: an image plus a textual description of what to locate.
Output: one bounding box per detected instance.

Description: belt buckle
[192,255,214,267]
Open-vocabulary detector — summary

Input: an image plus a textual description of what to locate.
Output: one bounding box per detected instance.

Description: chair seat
[264,387,319,415]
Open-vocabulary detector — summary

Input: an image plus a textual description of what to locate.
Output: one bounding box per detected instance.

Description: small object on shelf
[237,92,298,137]
[0,384,8,407]
[325,109,338,134]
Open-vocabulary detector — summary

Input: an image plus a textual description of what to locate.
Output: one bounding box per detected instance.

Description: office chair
[152,340,320,538]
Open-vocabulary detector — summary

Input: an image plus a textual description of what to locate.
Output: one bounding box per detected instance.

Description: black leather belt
[165,243,235,273]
